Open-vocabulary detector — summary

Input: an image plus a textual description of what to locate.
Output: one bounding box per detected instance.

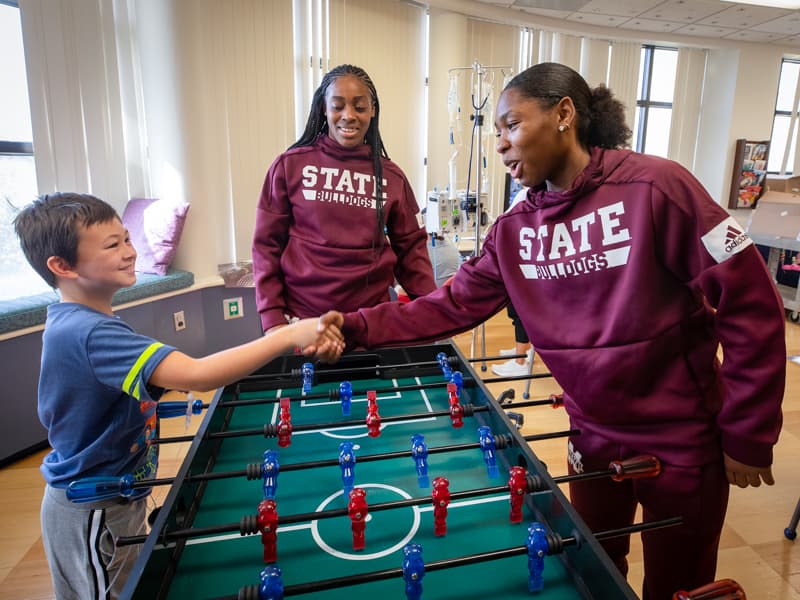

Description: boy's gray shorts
[41,484,147,600]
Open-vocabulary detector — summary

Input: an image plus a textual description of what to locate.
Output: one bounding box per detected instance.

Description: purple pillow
[122,198,190,276]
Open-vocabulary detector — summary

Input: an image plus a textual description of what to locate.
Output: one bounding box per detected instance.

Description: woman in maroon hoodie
[252,64,435,334]
[336,62,785,599]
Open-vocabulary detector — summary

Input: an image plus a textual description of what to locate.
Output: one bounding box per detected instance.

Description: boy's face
[72,218,137,291]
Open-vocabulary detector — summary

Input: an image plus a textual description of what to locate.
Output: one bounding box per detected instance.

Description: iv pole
[447,60,512,369]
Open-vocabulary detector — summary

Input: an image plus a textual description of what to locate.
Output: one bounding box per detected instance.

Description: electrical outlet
[173,310,186,331]
[223,297,244,320]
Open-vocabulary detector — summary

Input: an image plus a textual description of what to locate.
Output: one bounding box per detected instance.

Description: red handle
[672,579,746,600]
[609,455,661,481]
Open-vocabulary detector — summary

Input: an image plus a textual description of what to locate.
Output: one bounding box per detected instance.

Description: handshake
[285,311,346,363]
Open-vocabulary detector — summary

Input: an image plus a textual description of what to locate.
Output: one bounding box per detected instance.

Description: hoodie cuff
[342,312,369,351]
[260,309,290,334]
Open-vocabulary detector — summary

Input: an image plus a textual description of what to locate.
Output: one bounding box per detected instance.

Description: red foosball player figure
[447,383,464,428]
[277,398,292,447]
[257,499,279,563]
[508,466,528,524]
[366,391,381,438]
[431,476,451,536]
[348,487,368,550]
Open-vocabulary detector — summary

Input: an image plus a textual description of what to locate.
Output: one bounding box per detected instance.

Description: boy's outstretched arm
[723,452,775,488]
[148,312,344,392]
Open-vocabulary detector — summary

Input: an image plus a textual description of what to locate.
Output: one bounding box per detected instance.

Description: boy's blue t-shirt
[38,302,176,491]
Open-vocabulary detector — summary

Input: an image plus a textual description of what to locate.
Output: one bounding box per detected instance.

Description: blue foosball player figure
[436,351,452,380]
[262,449,280,499]
[478,426,499,479]
[301,362,314,395]
[259,565,283,600]
[339,380,353,416]
[450,370,463,395]
[410,433,430,488]
[402,543,425,600]
[339,441,356,497]
[527,522,548,593]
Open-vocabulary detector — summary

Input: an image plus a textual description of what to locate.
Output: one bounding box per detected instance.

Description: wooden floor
[1,313,799,599]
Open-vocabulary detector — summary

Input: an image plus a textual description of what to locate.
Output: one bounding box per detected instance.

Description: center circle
[310,483,421,560]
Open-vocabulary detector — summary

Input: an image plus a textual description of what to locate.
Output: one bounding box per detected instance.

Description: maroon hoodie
[344,147,785,468]
[253,135,435,331]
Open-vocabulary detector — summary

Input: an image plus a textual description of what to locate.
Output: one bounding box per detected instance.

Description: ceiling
[471,0,800,45]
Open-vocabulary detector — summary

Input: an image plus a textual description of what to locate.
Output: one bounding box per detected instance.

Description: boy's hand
[296,312,344,363]
[723,452,775,488]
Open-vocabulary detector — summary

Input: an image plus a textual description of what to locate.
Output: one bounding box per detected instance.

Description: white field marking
[176,492,509,549]
[417,377,435,412]
[267,378,439,422]
[310,483,420,561]
[268,389,281,424]
[300,380,402,408]
[306,377,444,440]
[315,417,439,440]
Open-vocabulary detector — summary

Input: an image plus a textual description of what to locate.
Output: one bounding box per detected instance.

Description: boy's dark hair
[291,64,388,251]
[505,62,631,150]
[13,192,119,288]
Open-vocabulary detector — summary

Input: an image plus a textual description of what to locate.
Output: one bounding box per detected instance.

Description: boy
[14,193,343,599]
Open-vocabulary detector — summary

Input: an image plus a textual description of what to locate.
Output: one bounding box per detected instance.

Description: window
[768,58,800,174]
[1,0,48,300]
[632,45,677,158]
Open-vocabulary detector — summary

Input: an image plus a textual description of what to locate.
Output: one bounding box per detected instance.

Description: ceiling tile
[638,0,730,24]
[618,17,685,32]
[779,34,800,46]
[577,0,664,17]
[751,12,800,34]
[513,6,575,19]
[566,12,632,26]
[471,0,800,41]
[673,23,739,36]
[696,4,789,27]
[512,0,590,9]
[722,29,789,41]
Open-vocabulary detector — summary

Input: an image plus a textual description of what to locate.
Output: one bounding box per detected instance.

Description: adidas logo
[724,225,749,252]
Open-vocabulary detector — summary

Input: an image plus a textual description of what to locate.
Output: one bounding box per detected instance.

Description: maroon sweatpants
[566,433,729,600]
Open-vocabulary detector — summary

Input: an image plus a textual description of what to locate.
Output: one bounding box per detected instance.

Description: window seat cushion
[0,269,195,334]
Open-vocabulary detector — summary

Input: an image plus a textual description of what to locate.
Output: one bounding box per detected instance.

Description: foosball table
[106,341,675,599]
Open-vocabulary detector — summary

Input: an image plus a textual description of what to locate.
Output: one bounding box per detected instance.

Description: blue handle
[158,399,203,418]
[66,474,134,503]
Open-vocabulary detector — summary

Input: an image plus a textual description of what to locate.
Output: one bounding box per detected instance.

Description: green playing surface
[127,346,637,600]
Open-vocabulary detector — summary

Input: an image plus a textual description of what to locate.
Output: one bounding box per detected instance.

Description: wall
[0,285,262,465]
